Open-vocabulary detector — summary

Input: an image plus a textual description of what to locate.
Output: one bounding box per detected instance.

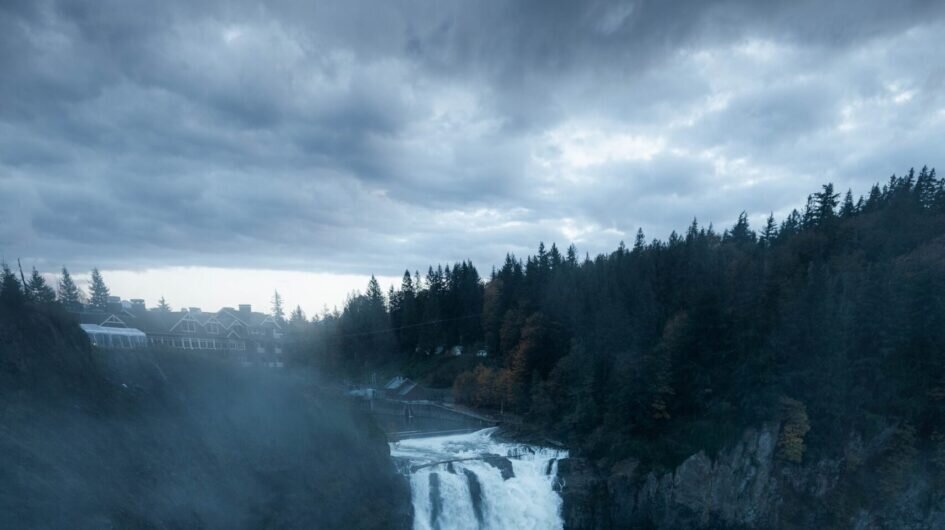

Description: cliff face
[558,424,945,529]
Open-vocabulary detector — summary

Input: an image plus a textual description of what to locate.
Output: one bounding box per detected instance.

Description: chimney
[239,304,251,315]
[189,307,201,314]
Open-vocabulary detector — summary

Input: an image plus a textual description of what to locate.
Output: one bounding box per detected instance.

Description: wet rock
[482,454,515,480]
[429,473,442,529]
[463,469,484,523]
[561,423,945,529]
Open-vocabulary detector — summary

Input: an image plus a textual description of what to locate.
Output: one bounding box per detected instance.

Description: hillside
[0,303,410,529]
[294,168,945,527]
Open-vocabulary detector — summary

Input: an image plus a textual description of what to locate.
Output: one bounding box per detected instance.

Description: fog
[0,322,409,529]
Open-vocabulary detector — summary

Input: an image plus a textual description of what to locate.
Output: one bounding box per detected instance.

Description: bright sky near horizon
[55,268,401,319]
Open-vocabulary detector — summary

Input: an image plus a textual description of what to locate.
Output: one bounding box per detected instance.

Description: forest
[289,166,945,478]
[2,166,943,493]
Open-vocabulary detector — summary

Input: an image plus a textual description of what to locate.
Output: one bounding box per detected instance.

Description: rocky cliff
[558,424,945,529]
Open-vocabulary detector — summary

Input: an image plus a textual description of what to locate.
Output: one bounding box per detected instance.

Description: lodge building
[75,297,285,365]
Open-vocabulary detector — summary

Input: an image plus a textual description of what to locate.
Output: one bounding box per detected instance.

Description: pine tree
[760,213,778,247]
[633,228,646,252]
[157,296,171,312]
[89,268,110,311]
[726,212,755,243]
[779,209,801,240]
[548,243,562,271]
[566,244,578,266]
[812,183,840,225]
[686,218,700,241]
[272,290,285,322]
[58,267,82,308]
[367,275,385,307]
[839,189,856,218]
[27,268,57,305]
[914,166,938,209]
[290,305,306,324]
[0,262,24,306]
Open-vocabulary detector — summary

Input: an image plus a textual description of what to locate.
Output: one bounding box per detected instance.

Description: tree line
[2,264,98,309]
[291,167,945,479]
[0,265,293,323]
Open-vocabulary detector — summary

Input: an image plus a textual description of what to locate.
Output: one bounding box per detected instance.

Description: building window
[207,323,220,334]
[180,321,196,333]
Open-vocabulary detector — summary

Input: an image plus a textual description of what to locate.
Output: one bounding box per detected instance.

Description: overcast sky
[2,0,944,314]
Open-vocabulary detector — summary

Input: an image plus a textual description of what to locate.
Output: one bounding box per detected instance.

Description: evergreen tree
[89,268,110,311]
[760,213,778,247]
[566,244,578,265]
[290,305,306,325]
[914,166,938,209]
[779,209,802,240]
[633,228,646,252]
[157,296,171,312]
[726,212,755,244]
[0,262,24,306]
[839,190,856,218]
[366,275,385,309]
[27,268,57,305]
[57,267,82,308]
[272,290,285,322]
[812,183,840,225]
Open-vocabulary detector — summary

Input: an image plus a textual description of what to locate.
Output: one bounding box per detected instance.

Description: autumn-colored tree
[777,397,811,463]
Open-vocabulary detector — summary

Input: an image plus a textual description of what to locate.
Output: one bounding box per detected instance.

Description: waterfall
[391,428,568,530]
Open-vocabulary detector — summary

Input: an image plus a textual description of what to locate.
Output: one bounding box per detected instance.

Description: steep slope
[0,304,410,529]
[558,423,945,529]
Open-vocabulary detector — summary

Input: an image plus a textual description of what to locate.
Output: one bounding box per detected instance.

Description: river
[390,428,568,530]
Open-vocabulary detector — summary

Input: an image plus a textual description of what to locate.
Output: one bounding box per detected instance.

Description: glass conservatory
[80,324,148,349]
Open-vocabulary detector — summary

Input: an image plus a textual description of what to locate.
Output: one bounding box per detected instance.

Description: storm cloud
[2,0,944,275]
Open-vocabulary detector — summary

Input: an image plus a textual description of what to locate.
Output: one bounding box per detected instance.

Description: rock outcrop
[558,424,945,529]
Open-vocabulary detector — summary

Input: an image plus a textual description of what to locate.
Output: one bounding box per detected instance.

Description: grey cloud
[1,0,944,276]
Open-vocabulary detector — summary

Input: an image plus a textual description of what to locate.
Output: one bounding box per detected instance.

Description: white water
[390,428,568,530]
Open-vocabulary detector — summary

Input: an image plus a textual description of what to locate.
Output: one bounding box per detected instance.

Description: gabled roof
[77,311,115,326]
[100,314,128,328]
[134,311,182,334]
[215,308,248,328]
[250,314,282,328]
[188,312,215,325]
[169,311,202,333]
